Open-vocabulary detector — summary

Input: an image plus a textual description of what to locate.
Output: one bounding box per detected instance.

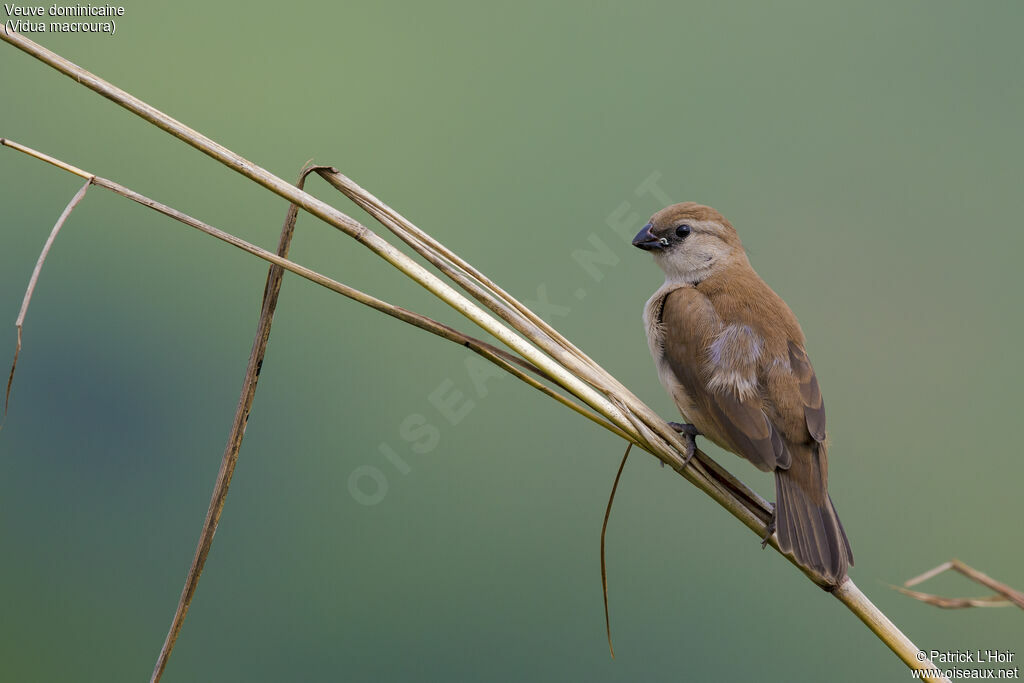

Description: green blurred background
[2,2,1021,681]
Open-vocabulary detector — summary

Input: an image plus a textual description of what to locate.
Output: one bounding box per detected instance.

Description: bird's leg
[668,422,700,466]
[760,505,777,549]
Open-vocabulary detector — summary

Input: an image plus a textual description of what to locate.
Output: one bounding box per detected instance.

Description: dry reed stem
[0,26,952,682]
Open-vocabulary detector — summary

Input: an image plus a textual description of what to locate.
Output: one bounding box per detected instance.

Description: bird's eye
[675,224,692,238]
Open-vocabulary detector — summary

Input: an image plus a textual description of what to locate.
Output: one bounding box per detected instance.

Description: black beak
[632,223,664,251]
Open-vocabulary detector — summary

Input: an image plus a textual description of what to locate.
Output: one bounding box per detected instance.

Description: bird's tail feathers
[774,468,853,585]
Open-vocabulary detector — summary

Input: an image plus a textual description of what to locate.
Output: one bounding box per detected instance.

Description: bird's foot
[760,507,777,549]
[668,422,700,467]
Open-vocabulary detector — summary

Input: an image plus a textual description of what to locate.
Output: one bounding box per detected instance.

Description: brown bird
[633,202,853,584]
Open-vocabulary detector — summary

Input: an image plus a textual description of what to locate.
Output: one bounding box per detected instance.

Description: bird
[632,202,853,585]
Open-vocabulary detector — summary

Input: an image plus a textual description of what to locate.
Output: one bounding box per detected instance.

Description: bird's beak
[632,223,664,251]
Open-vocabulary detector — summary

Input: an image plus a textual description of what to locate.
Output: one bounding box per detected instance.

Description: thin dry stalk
[893,559,1024,610]
[150,163,321,683]
[600,443,631,659]
[3,177,90,426]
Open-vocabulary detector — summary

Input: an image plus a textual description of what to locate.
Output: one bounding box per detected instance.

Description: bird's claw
[760,508,777,549]
[668,422,700,467]
[668,422,700,437]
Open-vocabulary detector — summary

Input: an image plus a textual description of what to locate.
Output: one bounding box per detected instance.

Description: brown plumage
[633,202,853,584]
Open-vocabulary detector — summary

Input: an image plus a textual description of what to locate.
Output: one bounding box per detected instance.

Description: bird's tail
[774,463,853,585]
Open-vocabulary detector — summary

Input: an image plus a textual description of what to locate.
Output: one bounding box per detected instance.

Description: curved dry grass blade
[3,177,90,428]
[601,442,631,659]
[149,164,324,682]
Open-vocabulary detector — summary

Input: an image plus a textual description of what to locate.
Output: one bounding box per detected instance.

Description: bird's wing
[659,288,789,472]
[759,339,830,492]
[753,339,828,446]
[785,340,826,444]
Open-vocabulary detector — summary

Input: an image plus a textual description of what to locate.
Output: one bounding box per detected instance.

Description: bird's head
[632,202,744,284]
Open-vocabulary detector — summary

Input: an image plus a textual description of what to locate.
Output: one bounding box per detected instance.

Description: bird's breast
[643,282,700,418]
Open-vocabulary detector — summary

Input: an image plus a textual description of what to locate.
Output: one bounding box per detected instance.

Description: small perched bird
[633,202,853,584]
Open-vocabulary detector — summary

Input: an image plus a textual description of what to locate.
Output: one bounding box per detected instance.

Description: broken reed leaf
[3,177,90,428]
[895,559,1024,611]
[601,442,632,659]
